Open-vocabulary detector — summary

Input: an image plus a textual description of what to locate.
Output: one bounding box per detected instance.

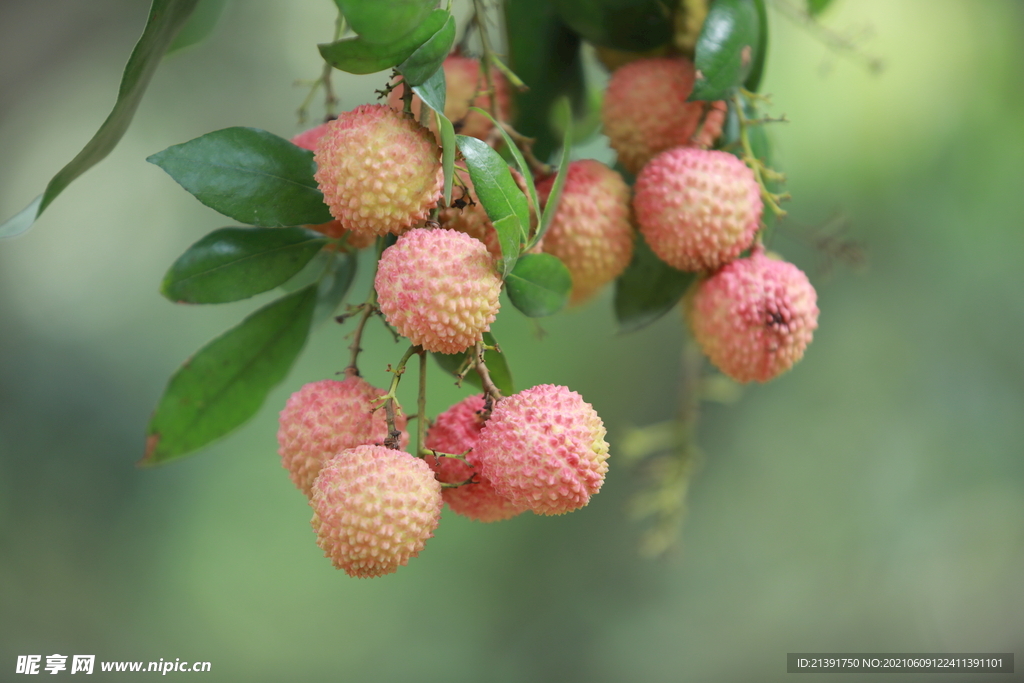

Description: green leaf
[412,67,446,114]
[807,0,834,17]
[161,227,327,303]
[614,234,695,333]
[552,0,674,52]
[469,106,539,236]
[432,331,514,397]
[147,127,332,227]
[318,8,447,76]
[142,286,317,465]
[333,0,435,45]
[397,12,455,86]
[691,0,761,102]
[531,99,573,249]
[0,0,201,238]
[745,0,769,93]
[166,0,228,54]
[504,0,585,161]
[312,250,358,326]
[505,253,572,317]
[437,113,456,207]
[455,135,530,277]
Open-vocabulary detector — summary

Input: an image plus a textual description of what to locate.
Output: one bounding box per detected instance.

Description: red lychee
[536,160,634,305]
[375,228,502,354]
[602,57,726,174]
[633,147,762,272]
[424,394,526,523]
[685,249,819,383]
[313,104,442,238]
[278,377,408,497]
[310,445,442,578]
[474,384,609,516]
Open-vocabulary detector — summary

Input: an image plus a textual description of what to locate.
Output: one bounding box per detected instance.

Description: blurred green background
[1,1,1022,681]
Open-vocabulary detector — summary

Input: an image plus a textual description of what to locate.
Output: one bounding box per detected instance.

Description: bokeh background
[2,1,1022,681]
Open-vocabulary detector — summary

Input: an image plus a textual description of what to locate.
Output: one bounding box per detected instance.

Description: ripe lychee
[310,445,442,578]
[375,228,502,354]
[685,248,819,383]
[633,147,762,272]
[313,104,442,238]
[474,384,609,516]
[278,377,408,497]
[424,394,526,523]
[601,57,726,174]
[536,160,634,305]
[388,55,511,140]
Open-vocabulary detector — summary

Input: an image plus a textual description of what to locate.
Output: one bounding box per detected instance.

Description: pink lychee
[633,147,762,272]
[310,445,442,578]
[424,394,526,522]
[474,384,609,516]
[278,377,408,497]
[536,160,634,305]
[375,228,502,354]
[388,55,511,140]
[685,249,819,383]
[602,57,727,174]
[313,104,442,238]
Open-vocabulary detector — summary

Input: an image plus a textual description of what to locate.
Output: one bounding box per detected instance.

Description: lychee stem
[732,91,791,219]
[415,348,428,458]
[298,13,344,124]
[345,237,386,377]
[473,341,503,404]
[375,345,419,450]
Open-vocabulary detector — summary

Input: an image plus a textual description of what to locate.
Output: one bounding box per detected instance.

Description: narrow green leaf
[505,253,572,317]
[614,234,695,333]
[397,12,455,86]
[455,135,531,277]
[147,127,332,227]
[437,112,456,207]
[469,105,539,236]
[412,67,446,114]
[333,0,435,45]
[318,9,447,76]
[0,0,201,238]
[432,332,514,397]
[552,0,674,52]
[691,0,761,102]
[807,0,834,17]
[161,227,327,303]
[531,99,573,249]
[142,286,317,465]
[166,0,228,54]
[745,0,769,93]
[312,250,358,325]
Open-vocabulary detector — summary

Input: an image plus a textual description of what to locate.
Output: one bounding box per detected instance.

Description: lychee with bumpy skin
[474,384,609,516]
[375,228,502,354]
[536,160,634,305]
[278,377,408,497]
[634,147,762,272]
[388,55,511,140]
[310,445,442,578]
[424,394,526,523]
[313,104,442,237]
[685,248,819,383]
[602,57,726,174]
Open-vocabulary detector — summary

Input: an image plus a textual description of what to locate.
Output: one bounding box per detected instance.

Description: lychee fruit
[278,377,408,497]
[685,248,819,383]
[310,445,442,578]
[536,160,634,305]
[633,147,762,272]
[375,228,502,354]
[601,57,727,174]
[388,55,511,140]
[474,384,609,516]
[424,394,526,523]
[313,104,442,238]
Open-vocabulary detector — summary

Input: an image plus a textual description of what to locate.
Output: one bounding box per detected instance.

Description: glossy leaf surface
[143,286,317,465]
[691,0,761,102]
[614,234,695,333]
[505,253,572,317]
[147,127,332,227]
[161,227,327,303]
[397,12,455,85]
[333,0,435,45]
[318,9,447,76]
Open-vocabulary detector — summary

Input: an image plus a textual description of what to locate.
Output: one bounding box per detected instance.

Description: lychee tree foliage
[0,0,836,572]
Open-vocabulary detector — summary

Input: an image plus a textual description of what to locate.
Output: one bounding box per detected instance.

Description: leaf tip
[140,432,161,467]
